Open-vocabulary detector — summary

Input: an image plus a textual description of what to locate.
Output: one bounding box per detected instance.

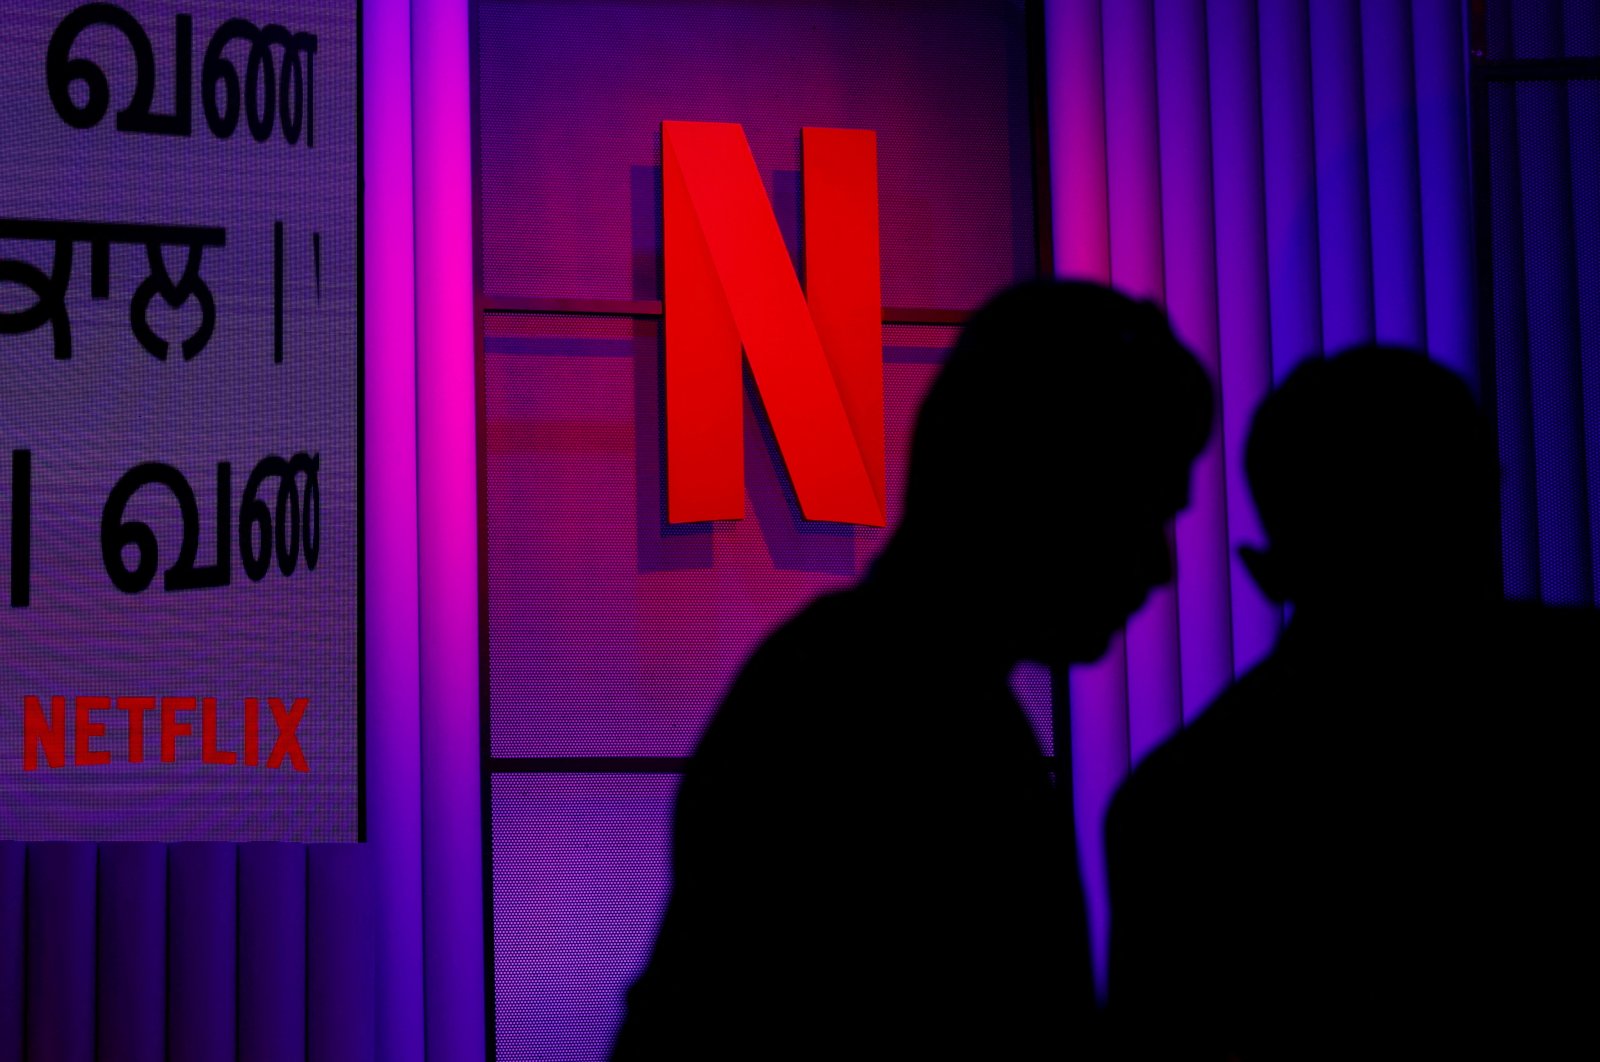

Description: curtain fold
[1206,0,1278,680]
[1310,1,1377,351]
[1046,0,1478,988]
[1259,0,1324,384]
[1413,0,1478,386]
[1509,5,1592,605]
[1156,0,1236,725]
[1569,82,1600,604]
[1363,1,1429,349]
[1104,0,1184,779]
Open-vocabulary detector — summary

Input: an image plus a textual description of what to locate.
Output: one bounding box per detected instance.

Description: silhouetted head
[886,280,1213,666]
[1241,347,1500,617]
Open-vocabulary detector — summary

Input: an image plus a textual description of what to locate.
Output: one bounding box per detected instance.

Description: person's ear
[1239,545,1290,604]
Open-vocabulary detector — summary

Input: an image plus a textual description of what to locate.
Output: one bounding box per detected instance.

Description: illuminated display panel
[490,773,676,1062]
[479,0,1039,758]
[477,1,1042,1056]
[0,1,360,840]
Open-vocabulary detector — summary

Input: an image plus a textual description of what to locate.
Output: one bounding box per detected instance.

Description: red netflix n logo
[662,121,885,526]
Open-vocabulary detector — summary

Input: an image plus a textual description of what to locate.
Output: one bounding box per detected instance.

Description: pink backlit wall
[474,3,1042,1055]
[363,2,1491,1058]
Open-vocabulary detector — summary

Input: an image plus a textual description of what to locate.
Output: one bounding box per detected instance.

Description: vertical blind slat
[1103,0,1183,773]
[1046,0,1112,280]
[1506,0,1592,605]
[168,844,238,1062]
[1412,0,1479,389]
[1207,0,1281,678]
[1155,0,1237,719]
[0,844,22,1060]
[240,844,308,1062]
[1564,82,1600,606]
[1362,0,1429,349]
[1047,0,1131,998]
[96,844,165,1062]
[1514,76,1592,605]
[26,843,95,1062]
[1259,0,1325,380]
[1310,0,1376,351]
[308,846,376,1062]
[1488,81,1544,599]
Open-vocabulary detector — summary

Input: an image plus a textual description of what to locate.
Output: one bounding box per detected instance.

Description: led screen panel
[480,4,1043,1054]
[0,1,359,840]
[478,0,1040,758]
[491,774,676,1061]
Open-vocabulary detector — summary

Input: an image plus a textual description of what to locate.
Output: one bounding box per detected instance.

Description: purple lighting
[1045,0,1477,995]
[362,0,425,1057]
[413,0,486,1056]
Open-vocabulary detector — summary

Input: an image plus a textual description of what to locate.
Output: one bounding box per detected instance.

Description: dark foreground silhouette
[1107,347,1600,1061]
[612,281,1213,1059]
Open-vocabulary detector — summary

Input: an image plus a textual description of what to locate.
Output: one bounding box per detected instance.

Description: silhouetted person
[1106,347,1600,1060]
[611,281,1214,1059]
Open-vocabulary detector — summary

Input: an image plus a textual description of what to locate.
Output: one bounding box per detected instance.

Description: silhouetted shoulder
[691,589,884,753]
[619,278,1206,1059]
[1103,650,1290,895]
[621,584,1081,1060]
[1480,602,1600,812]
[674,589,911,831]
[1103,655,1297,1061]
[1107,602,1600,1060]
[1110,647,1292,828]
